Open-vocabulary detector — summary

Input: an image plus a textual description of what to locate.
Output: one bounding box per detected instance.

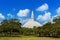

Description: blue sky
[0,0,60,25]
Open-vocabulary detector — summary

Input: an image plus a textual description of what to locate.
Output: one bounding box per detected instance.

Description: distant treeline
[0,16,60,37]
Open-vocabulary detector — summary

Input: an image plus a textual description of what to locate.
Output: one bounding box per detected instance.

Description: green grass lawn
[0,36,60,40]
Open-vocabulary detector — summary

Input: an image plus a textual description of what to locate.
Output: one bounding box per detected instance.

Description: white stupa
[22,11,42,28]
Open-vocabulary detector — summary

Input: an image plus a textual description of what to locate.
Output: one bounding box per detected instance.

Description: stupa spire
[31,11,34,19]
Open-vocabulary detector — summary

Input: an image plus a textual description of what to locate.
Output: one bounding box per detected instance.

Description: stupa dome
[22,11,42,28]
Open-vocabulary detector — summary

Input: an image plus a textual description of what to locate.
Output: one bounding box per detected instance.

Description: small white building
[22,11,42,28]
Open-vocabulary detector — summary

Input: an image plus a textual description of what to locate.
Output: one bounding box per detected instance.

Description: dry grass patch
[0,36,60,40]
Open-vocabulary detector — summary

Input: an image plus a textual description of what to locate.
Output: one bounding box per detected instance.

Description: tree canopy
[0,16,60,37]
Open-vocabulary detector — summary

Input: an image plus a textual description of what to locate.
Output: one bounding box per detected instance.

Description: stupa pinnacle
[31,11,34,21]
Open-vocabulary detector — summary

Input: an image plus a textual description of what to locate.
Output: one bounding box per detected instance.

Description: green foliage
[0,18,21,36]
[0,16,60,37]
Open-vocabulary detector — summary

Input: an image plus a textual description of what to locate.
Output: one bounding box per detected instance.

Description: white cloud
[0,13,5,19]
[7,13,13,18]
[50,7,60,23]
[19,18,29,25]
[36,3,48,11]
[37,12,51,25]
[50,15,57,24]
[17,9,30,17]
[50,7,60,24]
[37,12,51,21]
[56,7,60,16]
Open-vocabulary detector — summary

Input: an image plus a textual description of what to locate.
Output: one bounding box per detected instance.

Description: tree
[53,16,60,37]
[0,18,22,36]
